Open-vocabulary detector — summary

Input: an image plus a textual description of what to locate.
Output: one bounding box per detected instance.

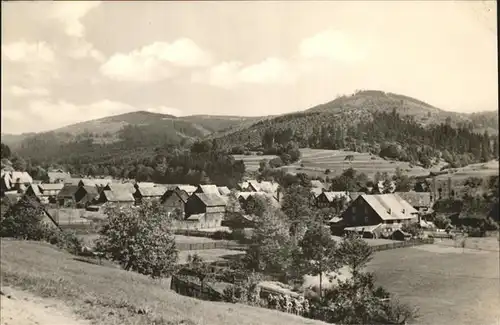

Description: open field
[0,240,326,325]
[366,241,500,325]
[234,149,498,180]
[178,249,244,264]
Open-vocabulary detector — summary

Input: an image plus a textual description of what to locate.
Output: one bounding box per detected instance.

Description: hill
[215,90,498,148]
[0,239,327,325]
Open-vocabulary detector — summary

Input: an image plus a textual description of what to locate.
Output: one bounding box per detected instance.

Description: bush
[95,201,178,278]
[325,169,331,175]
[269,157,284,168]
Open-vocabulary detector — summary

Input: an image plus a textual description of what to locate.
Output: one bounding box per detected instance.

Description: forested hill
[214,90,498,148]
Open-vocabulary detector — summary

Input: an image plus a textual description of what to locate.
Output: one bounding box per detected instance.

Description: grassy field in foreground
[367,240,500,325]
[0,239,325,325]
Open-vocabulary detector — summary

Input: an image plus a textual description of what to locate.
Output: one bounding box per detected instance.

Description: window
[364,216,369,223]
[388,220,394,224]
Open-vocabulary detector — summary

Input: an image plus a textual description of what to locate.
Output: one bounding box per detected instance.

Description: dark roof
[193,193,226,207]
[395,192,432,208]
[348,192,364,201]
[57,185,80,198]
[164,189,190,203]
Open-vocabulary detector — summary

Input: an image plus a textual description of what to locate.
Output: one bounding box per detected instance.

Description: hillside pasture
[0,240,327,325]
[232,154,279,171]
[366,242,500,325]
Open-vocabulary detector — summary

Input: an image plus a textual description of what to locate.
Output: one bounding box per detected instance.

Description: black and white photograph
[0,1,498,325]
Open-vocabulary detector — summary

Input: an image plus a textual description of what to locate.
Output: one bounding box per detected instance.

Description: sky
[1,1,497,134]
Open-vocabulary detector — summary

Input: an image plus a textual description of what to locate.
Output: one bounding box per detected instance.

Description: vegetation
[95,201,178,278]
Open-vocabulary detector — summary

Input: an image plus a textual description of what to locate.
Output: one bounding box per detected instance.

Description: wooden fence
[170,274,224,301]
[370,238,434,252]
[175,241,247,251]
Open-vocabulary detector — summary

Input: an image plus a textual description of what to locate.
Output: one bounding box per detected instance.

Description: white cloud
[193,57,298,88]
[2,41,55,62]
[48,1,101,38]
[9,85,50,97]
[299,29,367,62]
[100,38,212,82]
[67,39,104,62]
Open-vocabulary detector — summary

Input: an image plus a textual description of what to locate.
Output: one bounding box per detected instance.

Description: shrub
[269,157,284,168]
[95,201,178,278]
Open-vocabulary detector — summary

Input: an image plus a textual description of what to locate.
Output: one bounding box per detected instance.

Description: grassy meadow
[0,239,326,325]
[234,148,499,180]
[366,238,500,325]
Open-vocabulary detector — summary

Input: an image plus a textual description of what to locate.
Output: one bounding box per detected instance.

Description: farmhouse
[162,188,190,215]
[25,183,64,204]
[102,183,136,194]
[57,184,80,207]
[134,186,166,204]
[74,185,100,207]
[217,186,231,196]
[395,191,433,214]
[195,184,221,196]
[311,180,326,190]
[310,187,324,199]
[98,190,135,206]
[316,191,350,209]
[47,170,71,183]
[341,194,419,238]
[2,171,33,192]
[185,193,226,227]
[175,185,197,195]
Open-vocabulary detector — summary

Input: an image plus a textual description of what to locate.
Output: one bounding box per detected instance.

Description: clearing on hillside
[0,240,327,325]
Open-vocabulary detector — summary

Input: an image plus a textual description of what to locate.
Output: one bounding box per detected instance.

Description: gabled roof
[136,186,166,197]
[57,185,80,198]
[135,182,155,188]
[360,194,418,221]
[104,183,136,193]
[237,181,249,190]
[321,191,350,202]
[348,192,364,201]
[329,216,343,224]
[101,190,135,202]
[395,192,432,208]
[311,187,323,198]
[197,184,221,195]
[10,171,33,184]
[163,189,190,203]
[193,193,226,207]
[258,181,279,194]
[217,186,231,196]
[311,180,326,189]
[27,184,42,196]
[80,185,100,196]
[80,179,110,187]
[237,192,253,200]
[39,183,65,192]
[176,185,197,194]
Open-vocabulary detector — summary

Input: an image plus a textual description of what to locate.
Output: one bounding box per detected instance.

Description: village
[1,168,440,240]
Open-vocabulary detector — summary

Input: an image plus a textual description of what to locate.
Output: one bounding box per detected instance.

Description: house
[7,171,33,192]
[25,183,64,204]
[237,181,249,191]
[56,185,80,207]
[195,184,221,196]
[185,193,227,227]
[101,183,136,194]
[395,192,433,214]
[47,170,71,183]
[78,179,110,190]
[311,180,326,190]
[175,185,197,195]
[74,185,100,207]
[134,186,166,204]
[340,194,419,238]
[97,190,135,206]
[162,189,190,215]
[310,187,324,199]
[329,216,345,236]
[134,182,155,189]
[344,224,383,239]
[1,171,12,193]
[217,186,231,196]
[316,191,350,209]
[348,192,364,201]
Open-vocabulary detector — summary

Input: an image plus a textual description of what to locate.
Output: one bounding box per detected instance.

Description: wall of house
[163,194,185,213]
[185,197,206,216]
[342,199,383,227]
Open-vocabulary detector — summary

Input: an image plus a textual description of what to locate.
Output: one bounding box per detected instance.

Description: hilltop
[214,90,498,148]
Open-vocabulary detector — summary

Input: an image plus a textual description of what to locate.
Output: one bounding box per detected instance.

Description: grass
[366,240,500,325]
[0,239,326,325]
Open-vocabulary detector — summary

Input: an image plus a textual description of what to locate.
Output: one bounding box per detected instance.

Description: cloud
[193,57,298,88]
[66,38,105,62]
[299,29,367,62]
[2,41,55,63]
[48,1,101,38]
[100,38,212,82]
[9,86,50,97]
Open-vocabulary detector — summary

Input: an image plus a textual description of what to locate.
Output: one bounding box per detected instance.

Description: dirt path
[1,287,90,325]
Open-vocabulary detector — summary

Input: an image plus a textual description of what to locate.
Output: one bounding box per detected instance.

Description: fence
[170,274,223,301]
[175,241,247,251]
[370,238,434,252]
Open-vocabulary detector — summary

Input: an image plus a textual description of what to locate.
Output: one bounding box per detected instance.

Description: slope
[215,90,498,148]
[1,239,326,325]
